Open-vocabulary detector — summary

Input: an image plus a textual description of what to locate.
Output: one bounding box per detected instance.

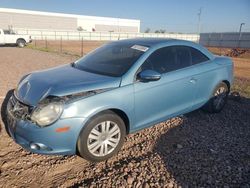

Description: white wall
[0,8,140,33]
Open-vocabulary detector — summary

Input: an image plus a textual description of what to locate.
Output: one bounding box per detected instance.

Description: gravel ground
[0,47,250,187]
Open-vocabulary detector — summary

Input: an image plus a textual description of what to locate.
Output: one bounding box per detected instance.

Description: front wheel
[77,111,126,162]
[203,82,229,113]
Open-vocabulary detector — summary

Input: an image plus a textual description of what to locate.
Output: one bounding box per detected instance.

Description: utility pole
[238,23,245,47]
[197,7,202,35]
[239,23,245,34]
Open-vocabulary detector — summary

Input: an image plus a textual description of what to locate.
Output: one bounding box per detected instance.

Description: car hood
[16,64,121,106]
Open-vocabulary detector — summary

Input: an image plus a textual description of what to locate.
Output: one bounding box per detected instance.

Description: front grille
[7,94,31,120]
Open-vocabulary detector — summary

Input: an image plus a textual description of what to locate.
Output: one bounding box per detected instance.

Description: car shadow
[0,44,18,48]
[153,95,250,187]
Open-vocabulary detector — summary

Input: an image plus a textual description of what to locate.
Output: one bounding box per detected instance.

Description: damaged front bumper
[5,94,86,155]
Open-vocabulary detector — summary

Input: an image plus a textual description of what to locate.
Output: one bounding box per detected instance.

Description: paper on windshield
[131,45,149,52]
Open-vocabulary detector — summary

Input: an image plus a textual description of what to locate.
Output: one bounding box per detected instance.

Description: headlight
[31,101,63,127]
[18,73,30,85]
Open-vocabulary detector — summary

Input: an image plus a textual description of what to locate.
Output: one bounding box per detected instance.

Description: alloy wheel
[87,121,121,157]
[213,86,228,110]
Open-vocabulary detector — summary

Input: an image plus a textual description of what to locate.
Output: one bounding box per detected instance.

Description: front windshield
[74,42,147,77]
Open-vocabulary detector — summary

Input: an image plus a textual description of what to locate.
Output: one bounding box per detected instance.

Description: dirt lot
[0,47,250,187]
[207,47,250,79]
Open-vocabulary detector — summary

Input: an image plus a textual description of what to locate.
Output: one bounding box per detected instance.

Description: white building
[0,8,140,33]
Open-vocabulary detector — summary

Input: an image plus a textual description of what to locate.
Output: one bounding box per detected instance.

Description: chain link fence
[199,32,250,49]
[31,39,106,56]
[19,28,198,56]
[26,30,250,58]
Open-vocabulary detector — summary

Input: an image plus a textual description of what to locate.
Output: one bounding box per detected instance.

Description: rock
[124,167,129,172]
[143,182,150,188]
[167,181,174,188]
[127,176,134,185]
[95,168,102,173]
[135,181,141,188]
[176,144,183,149]
[201,174,207,182]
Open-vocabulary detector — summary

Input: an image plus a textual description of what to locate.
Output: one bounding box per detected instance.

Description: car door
[189,47,219,107]
[133,46,198,129]
[0,30,4,44]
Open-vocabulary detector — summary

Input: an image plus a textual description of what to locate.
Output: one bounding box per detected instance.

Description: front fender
[61,84,135,131]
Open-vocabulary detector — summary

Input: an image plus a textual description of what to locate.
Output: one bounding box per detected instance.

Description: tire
[203,82,229,113]
[17,39,26,48]
[77,111,126,162]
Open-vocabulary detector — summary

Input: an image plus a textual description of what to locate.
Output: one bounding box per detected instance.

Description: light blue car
[4,38,233,162]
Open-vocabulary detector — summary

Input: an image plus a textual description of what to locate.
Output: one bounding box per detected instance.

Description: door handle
[189,78,197,84]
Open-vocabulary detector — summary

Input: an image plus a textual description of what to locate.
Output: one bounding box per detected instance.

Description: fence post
[207,33,211,47]
[219,33,223,55]
[60,36,62,53]
[55,31,56,40]
[45,37,48,49]
[238,32,243,48]
[81,37,83,56]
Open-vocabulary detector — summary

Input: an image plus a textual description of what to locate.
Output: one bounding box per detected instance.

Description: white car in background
[0,29,32,47]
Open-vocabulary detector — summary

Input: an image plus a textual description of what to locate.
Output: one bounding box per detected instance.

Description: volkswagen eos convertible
[3,38,233,162]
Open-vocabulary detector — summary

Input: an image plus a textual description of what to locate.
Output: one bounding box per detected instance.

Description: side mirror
[137,70,161,82]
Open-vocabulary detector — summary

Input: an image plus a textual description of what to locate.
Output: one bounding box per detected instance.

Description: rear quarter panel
[193,56,233,108]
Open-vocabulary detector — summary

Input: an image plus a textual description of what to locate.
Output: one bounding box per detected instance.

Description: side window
[190,47,209,65]
[141,47,176,74]
[175,46,192,69]
[140,45,206,75]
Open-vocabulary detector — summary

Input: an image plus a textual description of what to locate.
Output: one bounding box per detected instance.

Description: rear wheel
[77,111,126,162]
[203,82,229,113]
[17,39,26,48]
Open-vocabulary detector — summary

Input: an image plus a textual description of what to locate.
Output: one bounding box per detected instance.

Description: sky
[0,0,250,33]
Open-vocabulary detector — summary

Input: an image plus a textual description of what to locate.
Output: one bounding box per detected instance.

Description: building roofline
[0,7,140,23]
